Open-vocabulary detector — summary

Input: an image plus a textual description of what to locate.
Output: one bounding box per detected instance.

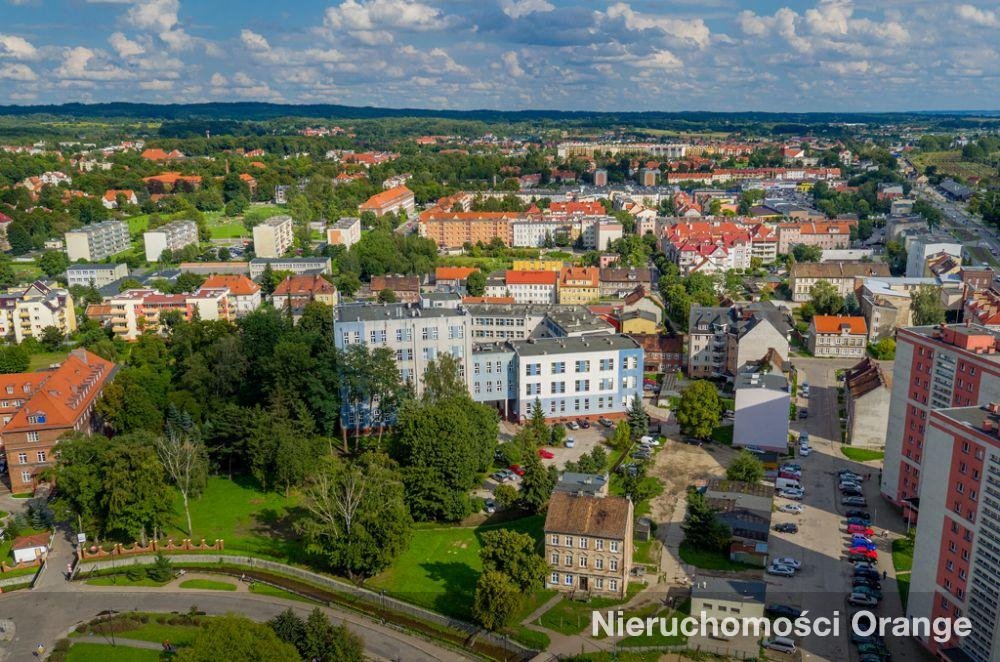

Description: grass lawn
[178,578,236,591]
[709,425,733,445]
[892,537,914,573]
[28,350,70,371]
[167,475,304,563]
[72,613,212,647]
[633,539,658,565]
[65,643,162,662]
[897,572,911,611]
[207,219,249,239]
[367,514,544,619]
[249,582,322,604]
[841,447,885,462]
[506,589,556,649]
[86,575,170,588]
[537,582,643,635]
[125,214,151,235]
[617,599,690,648]
[678,543,758,571]
[610,474,663,518]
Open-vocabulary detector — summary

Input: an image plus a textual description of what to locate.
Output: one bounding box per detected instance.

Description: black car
[774,523,799,533]
[846,510,872,520]
[841,487,864,497]
[854,569,881,581]
[765,604,803,619]
[852,577,882,591]
[577,419,591,429]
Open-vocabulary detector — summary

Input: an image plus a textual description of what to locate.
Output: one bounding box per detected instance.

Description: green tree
[377,288,397,303]
[726,450,765,484]
[0,345,30,373]
[479,529,546,592]
[681,490,730,551]
[809,280,845,315]
[298,453,412,580]
[493,483,518,509]
[259,262,279,296]
[472,570,522,631]
[420,353,467,403]
[912,284,945,326]
[791,244,822,262]
[301,608,364,662]
[38,250,69,278]
[466,270,486,296]
[868,337,896,360]
[612,419,632,450]
[676,380,722,440]
[176,615,299,662]
[101,434,174,543]
[267,609,306,651]
[40,326,64,352]
[155,407,208,535]
[518,453,557,513]
[627,397,648,440]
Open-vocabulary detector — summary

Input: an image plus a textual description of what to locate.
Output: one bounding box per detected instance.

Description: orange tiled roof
[103,189,134,202]
[273,274,335,296]
[435,267,477,281]
[359,185,413,210]
[141,148,169,160]
[201,274,260,296]
[506,270,557,286]
[462,296,515,304]
[812,315,867,335]
[559,266,599,287]
[143,172,202,184]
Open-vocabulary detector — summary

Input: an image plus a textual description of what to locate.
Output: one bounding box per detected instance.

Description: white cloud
[57,47,134,81]
[209,72,228,86]
[0,63,37,81]
[499,0,554,20]
[604,2,711,48]
[139,79,174,90]
[955,4,1000,28]
[501,50,524,77]
[108,32,146,58]
[240,29,271,52]
[324,0,459,43]
[639,49,683,70]
[126,0,179,33]
[0,34,38,60]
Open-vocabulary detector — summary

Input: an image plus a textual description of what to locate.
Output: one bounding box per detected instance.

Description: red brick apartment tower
[906,403,1000,660]
[882,325,1000,523]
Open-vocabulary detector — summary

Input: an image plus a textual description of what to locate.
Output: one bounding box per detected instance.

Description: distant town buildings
[326,217,361,249]
[66,263,129,289]
[65,220,130,261]
[143,220,199,261]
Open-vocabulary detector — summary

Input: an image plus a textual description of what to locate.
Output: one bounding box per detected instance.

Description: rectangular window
[610,541,619,553]
[448,326,464,339]
[564,574,573,586]
[575,360,590,373]
[421,327,438,340]
[579,557,587,568]
[551,362,566,374]
[551,572,559,584]
[17,453,26,464]
[20,471,30,484]
[596,539,604,551]
[595,578,604,589]
[551,534,559,545]
[550,553,559,564]
[609,559,619,571]
[564,536,573,546]
[609,579,618,591]
[27,431,39,443]
[595,558,603,570]
[36,451,46,462]
[396,328,412,341]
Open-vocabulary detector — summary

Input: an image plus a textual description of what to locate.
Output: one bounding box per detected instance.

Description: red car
[849,547,878,558]
[509,464,525,476]
[537,449,555,459]
[848,524,875,536]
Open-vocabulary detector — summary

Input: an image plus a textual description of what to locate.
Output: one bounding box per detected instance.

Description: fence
[78,538,224,561]
[77,553,535,660]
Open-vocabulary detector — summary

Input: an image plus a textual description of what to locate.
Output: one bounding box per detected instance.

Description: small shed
[12,533,49,564]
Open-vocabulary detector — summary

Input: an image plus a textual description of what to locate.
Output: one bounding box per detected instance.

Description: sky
[0,0,998,112]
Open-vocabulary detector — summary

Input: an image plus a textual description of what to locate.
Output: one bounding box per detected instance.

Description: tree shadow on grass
[418,561,479,617]
[250,505,311,563]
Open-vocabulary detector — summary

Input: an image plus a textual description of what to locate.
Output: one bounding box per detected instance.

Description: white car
[779,503,804,514]
[639,435,661,446]
[848,593,879,607]
[564,437,576,448]
[799,446,813,456]
[779,488,805,500]
[767,564,796,577]
[772,556,802,570]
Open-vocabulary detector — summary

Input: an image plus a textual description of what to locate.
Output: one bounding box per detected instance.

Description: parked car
[843,496,868,506]
[798,432,809,444]
[781,463,802,472]
[854,569,881,581]
[564,437,576,448]
[508,464,525,476]
[852,585,883,601]
[598,417,614,428]
[846,510,872,520]
[774,523,799,533]
[848,593,879,607]
[852,577,882,591]
[848,524,875,536]
[851,534,875,545]
[763,637,797,654]
[766,604,803,619]
[839,470,862,481]
[849,546,878,557]
[577,419,591,429]
[767,564,796,577]
[779,488,805,501]
[566,421,580,430]
[798,408,808,419]
[632,450,652,460]
[799,446,813,456]
[853,561,879,573]
[484,499,496,514]
[639,435,660,446]
[856,642,892,658]
[851,630,883,645]
[537,448,555,459]
[846,517,871,527]
[772,556,802,569]
[779,503,804,514]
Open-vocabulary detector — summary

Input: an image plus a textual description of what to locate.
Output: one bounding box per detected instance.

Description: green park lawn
[65,643,162,662]
[85,575,171,588]
[841,447,885,462]
[166,476,303,562]
[537,582,643,635]
[179,578,236,591]
[367,515,544,619]
[678,543,758,572]
[207,219,248,239]
[249,582,321,604]
[125,214,151,235]
[617,599,690,648]
[28,351,70,371]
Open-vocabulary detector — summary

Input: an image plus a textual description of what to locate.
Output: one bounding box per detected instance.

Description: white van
[775,477,802,490]
[763,636,797,654]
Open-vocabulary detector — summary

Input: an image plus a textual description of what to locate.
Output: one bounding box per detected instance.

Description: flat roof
[691,576,766,605]
[511,334,639,357]
[735,372,788,391]
[335,302,465,322]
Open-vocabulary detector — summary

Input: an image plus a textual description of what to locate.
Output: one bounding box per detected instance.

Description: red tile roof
[435,267,477,281]
[812,315,867,335]
[462,296,515,304]
[506,270,558,286]
[359,185,413,211]
[201,274,260,296]
[12,532,49,550]
[273,274,335,296]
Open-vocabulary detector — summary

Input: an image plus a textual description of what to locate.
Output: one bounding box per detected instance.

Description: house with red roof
[435,267,478,288]
[272,275,338,316]
[500,270,558,304]
[101,189,137,209]
[661,221,760,275]
[359,185,415,217]
[198,275,261,317]
[141,148,184,161]
[1,349,117,494]
[808,315,868,358]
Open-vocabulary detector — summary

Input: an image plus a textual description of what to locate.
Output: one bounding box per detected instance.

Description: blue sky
[0,0,998,111]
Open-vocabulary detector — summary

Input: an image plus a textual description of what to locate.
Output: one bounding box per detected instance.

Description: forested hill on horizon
[0,102,998,126]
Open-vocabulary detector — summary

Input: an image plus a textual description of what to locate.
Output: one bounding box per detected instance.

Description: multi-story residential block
[882,325,1000,523]
[789,261,890,302]
[598,268,653,298]
[558,267,599,305]
[1,349,116,494]
[248,257,332,279]
[579,218,623,251]
[272,274,338,318]
[906,403,1000,660]
[776,221,853,254]
[419,211,521,248]
[252,215,294,258]
[504,270,558,304]
[326,216,361,249]
[687,303,790,379]
[637,167,659,187]
[543,491,633,597]
[66,263,129,289]
[358,185,415,217]
[661,222,767,275]
[511,260,563,272]
[860,276,940,340]
[808,315,868,358]
[103,288,232,340]
[198,275,261,317]
[511,220,572,248]
[844,357,891,449]
[143,220,199,261]
[0,282,77,343]
[557,141,687,159]
[629,333,683,373]
[733,371,790,452]
[905,236,963,278]
[65,220,130,261]
[466,303,611,342]
[592,169,608,187]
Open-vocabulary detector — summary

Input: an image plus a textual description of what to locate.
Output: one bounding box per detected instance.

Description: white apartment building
[248,257,332,279]
[733,372,790,452]
[0,281,77,343]
[503,271,558,304]
[105,288,232,340]
[144,220,199,261]
[252,215,294,258]
[327,217,361,249]
[65,220,130,261]
[511,220,570,248]
[66,263,129,289]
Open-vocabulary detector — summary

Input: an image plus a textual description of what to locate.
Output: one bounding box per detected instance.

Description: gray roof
[555,472,609,495]
[735,372,789,391]
[512,334,640,357]
[692,576,767,605]
[336,302,466,322]
[67,263,127,272]
[689,302,791,337]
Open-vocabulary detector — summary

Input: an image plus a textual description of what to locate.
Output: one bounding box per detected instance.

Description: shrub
[125,565,147,582]
[147,553,173,582]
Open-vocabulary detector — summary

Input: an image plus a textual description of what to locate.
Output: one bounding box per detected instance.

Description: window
[575,360,590,373]
[609,579,618,591]
[27,431,39,443]
[448,326,464,339]
[609,559,618,571]
[369,329,387,344]
[579,557,588,568]
[595,578,604,589]
[526,363,541,376]
[551,534,559,545]
[579,538,588,549]
[20,471,30,484]
[396,328,412,341]
[36,451,45,462]
[551,572,559,584]
[551,382,566,394]
[551,362,566,374]
[564,554,572,566]
[564,536,573,546]
[600,358,615,371]
[595,540,604,551]
[595,558,604,570]
[564,574,574,586]
[551,553,559,564]
[17,453,26,464]
[423,347,436,361]
[610,541,619,553]
[575,380,590,392]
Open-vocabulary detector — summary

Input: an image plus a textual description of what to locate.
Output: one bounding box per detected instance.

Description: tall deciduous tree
[479,529,546,592]
[156,407,208,535]
[676,380,722,440]
[681,490,730,551]
[809,280,845,315]
[176,615,299,662]
[465,270,486,296]
[726,450,765,484]
[912,284,945,326]
[472,570,521,631]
